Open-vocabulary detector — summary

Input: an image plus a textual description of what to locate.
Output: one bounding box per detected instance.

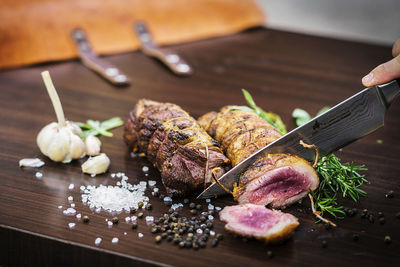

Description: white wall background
[257,0,400,45]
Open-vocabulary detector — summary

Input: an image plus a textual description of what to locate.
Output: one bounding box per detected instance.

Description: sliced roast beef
[124,99,230,196]
[219,204,299,243]
[198,106,319,208]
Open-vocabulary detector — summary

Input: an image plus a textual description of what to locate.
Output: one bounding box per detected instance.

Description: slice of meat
[124,99,230,196]
[219,204,299,243]
[234,154,319,208]
[198,106,319,208]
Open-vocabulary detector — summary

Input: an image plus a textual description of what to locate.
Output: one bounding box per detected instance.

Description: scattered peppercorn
[368,214,375,223]
[155,235,162,243]
[131,222,138,229]
[190,209,197,215]
[378,212,384,218]
[379,217,386,225]
[321,240,328,248]
[167,236,173,242]
[267,250,274,259]
[130,208,136,214]
[184,198,189,204]
[159,194,165,200]
[386,190,394,198]
[146,204,152,210]
[211,239,219,247]
[189,203,196,209]
[196,204,202,210]
[384,236,391,244]
[179,241,185,248]
[138,212,144,218]
[216,233,223,241]
[82,216,90,223]
[112,217,119,224]
[352,234,359,241]
[138,201,144,208]
[396,212,400,219]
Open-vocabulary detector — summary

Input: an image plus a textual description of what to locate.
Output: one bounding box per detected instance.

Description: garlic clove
[69,132,86,160]
[85,135,101,156]
[81,153,110,175]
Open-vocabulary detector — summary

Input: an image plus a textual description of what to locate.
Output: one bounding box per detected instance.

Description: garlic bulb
[37,121,86,163]
[36,71,86,163]
[81,153,110,175]
[85,135,102,156]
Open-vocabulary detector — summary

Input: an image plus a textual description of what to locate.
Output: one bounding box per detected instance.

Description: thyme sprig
[76,117,123,139]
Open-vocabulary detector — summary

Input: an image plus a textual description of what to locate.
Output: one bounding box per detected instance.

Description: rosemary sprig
[76,117,123,139]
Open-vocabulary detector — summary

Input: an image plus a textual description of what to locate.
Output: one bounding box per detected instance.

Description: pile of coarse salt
[80,172,149,214]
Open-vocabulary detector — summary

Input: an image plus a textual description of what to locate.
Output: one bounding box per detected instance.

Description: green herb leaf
[292,108,311,127]
[78,117,123,139]
[240,89,287,134]
[316,106,330,116]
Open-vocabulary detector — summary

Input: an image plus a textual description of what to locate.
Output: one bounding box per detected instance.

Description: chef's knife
[197,79,400,199]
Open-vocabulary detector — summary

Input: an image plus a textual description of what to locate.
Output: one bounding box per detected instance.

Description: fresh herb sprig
[292,107,368,219]
[77,117,123,139]
[230,89,287,134]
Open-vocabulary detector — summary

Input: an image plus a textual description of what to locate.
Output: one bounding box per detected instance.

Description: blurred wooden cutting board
[0,0,264,69]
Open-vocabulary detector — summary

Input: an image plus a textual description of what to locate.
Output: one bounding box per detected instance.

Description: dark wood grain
[1,27,399,267]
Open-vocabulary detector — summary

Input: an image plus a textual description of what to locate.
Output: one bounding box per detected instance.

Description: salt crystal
[215,206,221,211]
[80,186,85,192]
[131,216,137,221]
[153,188,159,193]
[163,196,172,205]
[125,216,131,223]
[68,196,73,202]
[148,180,156,187]
[91,174,96,178]
[71,203,75,208]
[76,213,81,220]
[139,181,147,187]
[35,172,43,179]
[171,203,183,210]
[196,229,203,234]
[58,205,62,209]
[201,211,208,216]
[200,224,206,229]
[95,237,102,246]
[208,204,214,210]
[206,199,211,203]
[130,152,137,158]
[19,158,45,168]
[68,222,76,229]
[95,208,101,213]
[208,215,214,220]
[107,221,113,228]
[210,231,215,236]
[145,216,154,223]
[80,172,149,215]
[63,208,76,216]
[111,173,116,178]
[111,237,119,244]
[124,232,127,235]
[68,184,74,190]
[142,166,149,172]
[145,173,149,176]
[138,233,143,238]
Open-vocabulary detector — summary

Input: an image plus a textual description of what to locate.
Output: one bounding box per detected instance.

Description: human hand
[362,38,400,87]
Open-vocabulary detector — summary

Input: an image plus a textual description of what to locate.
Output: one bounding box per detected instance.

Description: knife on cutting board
[197,79,400,199]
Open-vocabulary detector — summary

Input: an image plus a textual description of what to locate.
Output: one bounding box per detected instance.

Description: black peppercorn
[386,190,394,198]
[190,209,197,215]
[131,222,138,229]
[211,239,219,247]
[321,240,328,248]
[155,235,162,243]
[146,204,152,210]
[179,241,185,248]
[196,204,202,210]
[183,198,189,204]
[267,250,274,259]
[82,215,90,223]
[112,217,119,224]
[216,233,223,241]
[138,212,143,218]
[130,208,136,214]
[379,217,385,225]
[384,236,391,244]
[352,234,359,241]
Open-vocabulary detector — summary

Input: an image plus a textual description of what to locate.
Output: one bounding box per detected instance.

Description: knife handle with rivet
[71,28,130,86]
[134,21,193,76]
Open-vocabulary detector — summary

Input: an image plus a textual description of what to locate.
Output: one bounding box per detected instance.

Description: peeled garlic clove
[81,153,110,175]
[85,135,101,156]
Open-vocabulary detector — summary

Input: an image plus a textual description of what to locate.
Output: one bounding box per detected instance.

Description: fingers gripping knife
[198,79,400,199]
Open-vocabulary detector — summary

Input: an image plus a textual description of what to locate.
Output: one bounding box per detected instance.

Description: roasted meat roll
[124,99,230,196]
[219,204,299,243]
[198,106,319,208]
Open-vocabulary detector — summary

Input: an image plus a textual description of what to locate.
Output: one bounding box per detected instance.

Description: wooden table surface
[1,27,399,267]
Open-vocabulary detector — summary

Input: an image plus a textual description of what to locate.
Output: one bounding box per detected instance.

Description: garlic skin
[85,135,102,156]
[81,153,110,175]
[37,121,86,163]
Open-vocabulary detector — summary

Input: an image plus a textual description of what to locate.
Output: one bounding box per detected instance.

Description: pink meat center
[246,166,310,205]
[235,208,278,230]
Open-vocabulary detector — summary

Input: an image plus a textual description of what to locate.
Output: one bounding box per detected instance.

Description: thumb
[362,55,400,87]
